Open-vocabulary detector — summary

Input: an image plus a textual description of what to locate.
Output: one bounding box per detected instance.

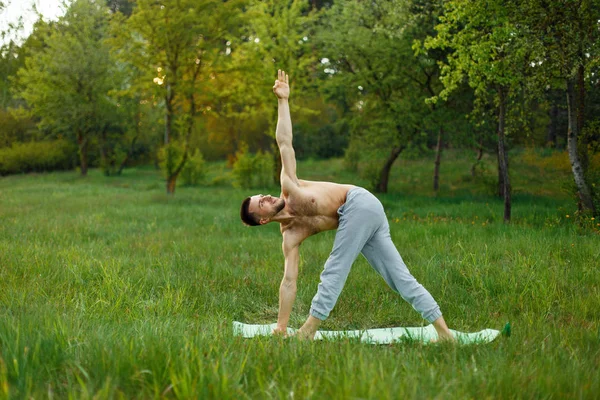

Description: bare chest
[282,197,340,237]
[287,195,320,216]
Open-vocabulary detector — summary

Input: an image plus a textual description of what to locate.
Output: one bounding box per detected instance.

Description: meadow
[0,150,599,399]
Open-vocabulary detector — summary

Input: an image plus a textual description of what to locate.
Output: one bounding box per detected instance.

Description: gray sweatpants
[309,187,443,323]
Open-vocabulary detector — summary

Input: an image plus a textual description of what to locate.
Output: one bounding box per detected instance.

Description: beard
[273,198,286,215]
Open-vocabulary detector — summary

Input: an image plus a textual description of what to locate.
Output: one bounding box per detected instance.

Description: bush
[158,142,185,178]
[343,140,361,173]
[0,140,76,175]
[231,144,274,189]
[158,143,207,186]
[180,149,206,186]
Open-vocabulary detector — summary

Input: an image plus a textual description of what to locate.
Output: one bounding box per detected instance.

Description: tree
[394,0,475,193]
[15,0,119,176]
[113,0,243,193]
[427,0,537,222]
[318,0,445,193]
[228,0,321,183]
[106,0,134,16]
[518,0,599,215]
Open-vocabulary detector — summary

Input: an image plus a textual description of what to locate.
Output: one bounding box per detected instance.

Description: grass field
[1,150,599,398]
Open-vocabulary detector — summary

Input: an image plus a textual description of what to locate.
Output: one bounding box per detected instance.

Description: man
[240,70,454,341]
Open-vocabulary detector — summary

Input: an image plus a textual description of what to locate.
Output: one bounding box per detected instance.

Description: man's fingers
[276,70,289,86]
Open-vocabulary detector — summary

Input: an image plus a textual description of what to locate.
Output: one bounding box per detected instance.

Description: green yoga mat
[233,321,500,344]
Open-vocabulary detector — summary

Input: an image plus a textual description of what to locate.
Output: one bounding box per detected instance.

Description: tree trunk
[497,149,504,198]
[471,134,483,177]
[547,102,558,147]
[166,174,178,194]
[433,127,443,193]
[577,64,585,135]
[77,134,88,177]
[497,87,511,223]
[166,146,189,195]
[566,78,595,213]
[376,146,403,193]
[576,64,589,173]
[166,66,199,194]
[164,83,174,145]
[117,136,138,175]
[100,128,109,176]
[118,106,141,175]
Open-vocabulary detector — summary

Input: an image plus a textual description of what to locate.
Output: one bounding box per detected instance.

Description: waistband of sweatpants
[345,186,368,203]
[341,187,373,211]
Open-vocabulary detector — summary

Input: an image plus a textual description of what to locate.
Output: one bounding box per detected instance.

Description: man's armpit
[280,171,300,191]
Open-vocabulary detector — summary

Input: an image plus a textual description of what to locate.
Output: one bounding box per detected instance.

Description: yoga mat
[233,321,500,345]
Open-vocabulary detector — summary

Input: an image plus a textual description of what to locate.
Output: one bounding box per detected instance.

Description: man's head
[240,194,286,226]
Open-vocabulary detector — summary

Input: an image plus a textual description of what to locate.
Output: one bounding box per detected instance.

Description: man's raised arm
[272,70,298,186]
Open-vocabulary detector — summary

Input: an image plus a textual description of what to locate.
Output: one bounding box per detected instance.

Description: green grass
[0,151,599,399]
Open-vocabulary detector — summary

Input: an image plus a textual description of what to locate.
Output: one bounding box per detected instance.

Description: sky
[0,0,65,44]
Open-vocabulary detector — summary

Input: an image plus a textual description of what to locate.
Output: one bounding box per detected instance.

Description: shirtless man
[240,70,454,341]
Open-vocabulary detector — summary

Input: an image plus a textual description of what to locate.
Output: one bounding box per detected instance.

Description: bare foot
[432,316,456,343]
[431,330,456,343]
[293,328,316,341]
[293,315,321,341]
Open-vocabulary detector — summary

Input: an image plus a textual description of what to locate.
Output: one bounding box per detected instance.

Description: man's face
[248,194,285,224]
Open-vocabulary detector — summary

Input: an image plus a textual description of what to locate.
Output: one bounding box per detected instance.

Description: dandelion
[592,217,595,221]
[566,215,570,218]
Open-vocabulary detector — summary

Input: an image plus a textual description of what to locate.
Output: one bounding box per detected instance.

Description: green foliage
[0,109,37,147]
[426,0,533,103]
[293,122,348,160]
[201,0,322,159]
[317,0,473,192]
[99,139,127,177]
[231,143,274,189]
[343,139,361,173]
[158,142,186,179]
[14,0,121,174]
[180,149,206,186]
[0,140,76,175]
[106,0,134,16]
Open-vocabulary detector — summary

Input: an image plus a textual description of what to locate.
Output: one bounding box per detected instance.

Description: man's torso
[279,179,355,242]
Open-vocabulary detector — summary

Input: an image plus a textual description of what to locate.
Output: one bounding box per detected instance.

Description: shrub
[180,149,206,186]
[0,140,76,175]
[343,140,361,173]
[231,144,274,189]
[158,143,207,186]
[158,142,185,178]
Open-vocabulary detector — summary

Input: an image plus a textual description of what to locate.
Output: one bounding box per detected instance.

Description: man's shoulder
[281,223,312,245]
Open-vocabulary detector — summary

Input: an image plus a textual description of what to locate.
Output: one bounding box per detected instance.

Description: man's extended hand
[273,69,289,100]
[272,326,288,337]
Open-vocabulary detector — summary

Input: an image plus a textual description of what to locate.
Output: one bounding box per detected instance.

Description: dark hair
[240,197,260,226]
